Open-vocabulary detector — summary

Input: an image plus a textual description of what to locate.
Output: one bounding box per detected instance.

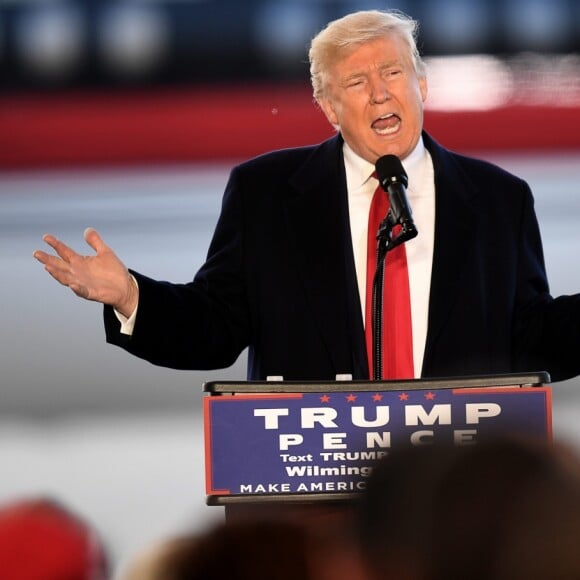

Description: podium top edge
[203,371,550,394]
[206,492,359,505]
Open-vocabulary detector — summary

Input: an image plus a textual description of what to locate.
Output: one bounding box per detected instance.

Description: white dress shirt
[344,137,435,378]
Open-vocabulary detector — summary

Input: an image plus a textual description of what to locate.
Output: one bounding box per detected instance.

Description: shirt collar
[343,137,426,193]
[343,144,375,192]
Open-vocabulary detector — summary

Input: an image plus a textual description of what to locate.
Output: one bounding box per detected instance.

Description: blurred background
[2,0,580,577]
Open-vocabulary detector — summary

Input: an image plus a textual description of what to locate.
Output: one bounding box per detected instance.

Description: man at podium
[34,10,580,384]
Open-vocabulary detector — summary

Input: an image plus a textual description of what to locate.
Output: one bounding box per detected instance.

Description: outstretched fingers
[34,229,136,309]
[39,233,80,264]
[33,232,95,297]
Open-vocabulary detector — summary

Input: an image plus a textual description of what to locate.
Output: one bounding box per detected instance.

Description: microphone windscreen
[375,155,408,187]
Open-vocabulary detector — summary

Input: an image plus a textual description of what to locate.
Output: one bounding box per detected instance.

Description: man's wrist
[116,274,139,318]
[115,275,139,335]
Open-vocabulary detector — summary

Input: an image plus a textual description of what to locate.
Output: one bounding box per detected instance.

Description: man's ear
[420,75,428,103]
[318,97,339,128]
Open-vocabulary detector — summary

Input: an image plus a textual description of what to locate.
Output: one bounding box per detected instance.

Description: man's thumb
[83,227,105,253]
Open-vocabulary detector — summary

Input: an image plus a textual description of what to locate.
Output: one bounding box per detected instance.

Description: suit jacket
[104,132,580,383]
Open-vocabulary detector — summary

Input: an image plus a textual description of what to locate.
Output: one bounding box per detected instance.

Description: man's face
[319,34,427,163]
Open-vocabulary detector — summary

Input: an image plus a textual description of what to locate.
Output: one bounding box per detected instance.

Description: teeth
[375,127,398,135]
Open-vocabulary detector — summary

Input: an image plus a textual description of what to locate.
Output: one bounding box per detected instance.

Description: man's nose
[370,78,390,104]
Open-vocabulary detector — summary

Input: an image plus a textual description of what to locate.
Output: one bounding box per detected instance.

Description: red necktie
[364,181,414,380]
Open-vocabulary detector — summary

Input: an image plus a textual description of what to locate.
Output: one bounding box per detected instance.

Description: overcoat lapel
[422,133,479,374]
[283,135,368,378]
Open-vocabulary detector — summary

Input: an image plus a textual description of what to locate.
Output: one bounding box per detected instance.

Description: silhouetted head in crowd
[0,496,109,580]
[123,519,318,580]
[357,435,580,580]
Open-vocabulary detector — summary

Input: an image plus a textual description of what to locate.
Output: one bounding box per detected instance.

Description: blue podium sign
[204,385,551,498]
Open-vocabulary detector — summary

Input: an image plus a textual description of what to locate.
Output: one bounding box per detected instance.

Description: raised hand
[33,227,138,318]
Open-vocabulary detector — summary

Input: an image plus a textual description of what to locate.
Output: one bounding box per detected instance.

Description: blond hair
[309,10,426,102]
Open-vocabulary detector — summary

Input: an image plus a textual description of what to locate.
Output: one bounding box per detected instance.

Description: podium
[203,372,551,527]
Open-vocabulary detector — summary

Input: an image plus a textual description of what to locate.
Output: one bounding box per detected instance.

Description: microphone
[375,154,418,245]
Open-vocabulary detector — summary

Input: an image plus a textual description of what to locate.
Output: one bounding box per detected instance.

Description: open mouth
[371,113,401,135]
